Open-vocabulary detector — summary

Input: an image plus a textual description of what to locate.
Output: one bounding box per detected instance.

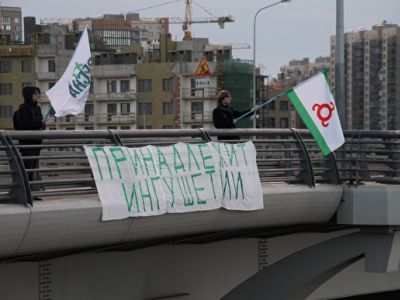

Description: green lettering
[163,177,175,207]
[231,171,244,200]
[92,147,113,180]
[206,169,217,199]
[150,176,161,210]
[140,147,157,176]
[139,179,153,211]
[157,147,172,176]
[121,182,139,213]
[220,170,232,199]
[191,172,206,204]
[224,143,238,167]
[198,143,213,171]
[173,145,185,173]
[110,147,127,179]
[186,144,200,171]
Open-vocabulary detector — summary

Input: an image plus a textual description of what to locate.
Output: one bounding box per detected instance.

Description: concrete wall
[1,231,400,300]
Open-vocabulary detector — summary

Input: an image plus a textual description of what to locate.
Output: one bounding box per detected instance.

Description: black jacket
[13,87,45,145]
[212,104,250,140]
[213,104,250,129]
[14,87,45,131]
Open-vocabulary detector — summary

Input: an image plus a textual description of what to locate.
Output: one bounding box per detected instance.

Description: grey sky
[4,0,400,76]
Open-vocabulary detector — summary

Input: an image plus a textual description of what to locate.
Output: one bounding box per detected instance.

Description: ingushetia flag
[46,28,91,117]
[287,71,345,156]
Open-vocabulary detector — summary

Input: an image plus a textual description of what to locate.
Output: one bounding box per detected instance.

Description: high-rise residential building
[0,45,35,129]
[330,21,400,130]
[0,5,22,43]
[278,56,330,84]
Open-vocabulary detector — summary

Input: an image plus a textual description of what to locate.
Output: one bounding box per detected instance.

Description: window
[65,127,75,130]
[0,83,12,95]
[48,82,55,89]
[280,117,289,128]
[120,80,130,92]
[0,105,12,118]
[121,126,131,130]
[21,60,32,73]
[121,103,130,115]
[85,104,94,116]
[107,126,117,130]
[107,103,117,114]
[163,78,173,92]
[268,101,275,111]
[84,126,94,130]
[191,102,203,113]
[280,101,289,111]
[163,125,174,129]
[138,79,152,92]
[107,80,117,93]
[0,61,11,73]
[266,117,275,128]
[163,102,174,114]
[48,59,56,72]
[138,103,152,115]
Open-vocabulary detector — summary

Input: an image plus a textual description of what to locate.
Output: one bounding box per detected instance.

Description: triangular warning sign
[194,56,212,76]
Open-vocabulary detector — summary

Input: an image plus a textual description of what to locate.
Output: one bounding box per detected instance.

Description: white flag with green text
[45,28,91,117]
[287,72,344,156]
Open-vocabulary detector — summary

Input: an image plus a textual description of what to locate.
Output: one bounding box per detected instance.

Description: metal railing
[0,129,399,205]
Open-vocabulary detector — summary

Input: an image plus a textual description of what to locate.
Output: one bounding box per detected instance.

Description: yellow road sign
[194,56,212,76]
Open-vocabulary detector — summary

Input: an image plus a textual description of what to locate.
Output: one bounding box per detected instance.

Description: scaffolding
[223,59,254,128]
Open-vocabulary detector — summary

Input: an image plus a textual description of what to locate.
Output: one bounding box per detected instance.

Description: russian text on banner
[84,142,263,221]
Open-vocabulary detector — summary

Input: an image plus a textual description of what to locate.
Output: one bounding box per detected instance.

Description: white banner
[84,142,263,221]
[46,28,91,117]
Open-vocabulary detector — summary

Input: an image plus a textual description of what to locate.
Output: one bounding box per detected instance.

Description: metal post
[335,0,346,128]
[253,0,291,128]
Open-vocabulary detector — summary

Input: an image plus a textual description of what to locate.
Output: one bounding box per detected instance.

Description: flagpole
[234,90,287,124]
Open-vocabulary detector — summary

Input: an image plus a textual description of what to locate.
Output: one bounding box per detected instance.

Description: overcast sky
[4,0,400,76]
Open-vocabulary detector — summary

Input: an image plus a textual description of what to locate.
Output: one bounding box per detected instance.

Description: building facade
[0,5,22,43]
[0,45,35,129]
[330,22,400,130]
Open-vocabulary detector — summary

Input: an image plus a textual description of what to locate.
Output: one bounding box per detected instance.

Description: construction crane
[182,0,233,40]
[129,0,234,41]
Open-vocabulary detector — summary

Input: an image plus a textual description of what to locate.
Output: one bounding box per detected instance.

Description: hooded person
[13,86,46,184]
[212,90,258,140]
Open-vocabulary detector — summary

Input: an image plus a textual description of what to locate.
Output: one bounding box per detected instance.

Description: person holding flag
[46,28,91,118]
[212,89,259,140]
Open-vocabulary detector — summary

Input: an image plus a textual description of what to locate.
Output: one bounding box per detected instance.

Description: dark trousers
[20,148,40,181]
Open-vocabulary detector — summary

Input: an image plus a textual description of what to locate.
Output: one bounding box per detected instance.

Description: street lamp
[253,0,291,128]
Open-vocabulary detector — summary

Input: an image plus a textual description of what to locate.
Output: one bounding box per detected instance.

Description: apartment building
[135,62,176,129]
[278,56,330,84]
[0,45,35,129]
[330,21,400,130]
[0,5,22,43]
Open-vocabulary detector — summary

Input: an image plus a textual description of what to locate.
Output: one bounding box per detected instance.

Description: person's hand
[233,118,237,125]
[42,119,47,126]
[250,105,260,113]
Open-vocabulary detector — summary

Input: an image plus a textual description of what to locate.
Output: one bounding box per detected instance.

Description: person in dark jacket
[212,90,258,140]
[13,86,46,182]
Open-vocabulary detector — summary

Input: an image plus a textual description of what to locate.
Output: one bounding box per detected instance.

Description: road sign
[195,78,210,88]
[194,56,212,76]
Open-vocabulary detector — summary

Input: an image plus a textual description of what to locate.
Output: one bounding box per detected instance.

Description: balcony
[88,92,136,101]
[36,72,58,81]
[46,113,136,125]
[181,87,218,100]
[182,111,213,123]
[92,65,135,78]
[95,113,136,124]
